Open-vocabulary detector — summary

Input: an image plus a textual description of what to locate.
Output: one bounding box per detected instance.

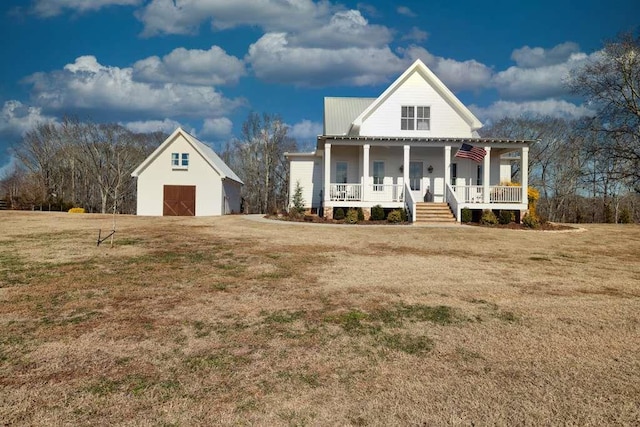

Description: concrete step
[414,202,456,223]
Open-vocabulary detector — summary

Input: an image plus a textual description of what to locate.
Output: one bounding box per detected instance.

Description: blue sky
[1,0,638,173]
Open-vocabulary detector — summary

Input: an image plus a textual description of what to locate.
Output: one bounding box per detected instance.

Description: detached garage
[131,127,243,216]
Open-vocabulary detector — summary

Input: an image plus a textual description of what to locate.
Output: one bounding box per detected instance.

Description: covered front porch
[321,137,530,222]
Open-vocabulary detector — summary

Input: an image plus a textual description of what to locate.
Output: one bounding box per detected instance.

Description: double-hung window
[401,106,430,131]
[171,152,189,169]
[373,161,384,191]
[401,106,415,130]
[417,106,430,130]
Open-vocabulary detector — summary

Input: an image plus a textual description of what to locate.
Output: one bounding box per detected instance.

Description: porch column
[482,147,491,203]
[521,146,529,204]
[403,145,410,188]
[324,143,331,204]
[444,146,451,187]
[362,144,370,201]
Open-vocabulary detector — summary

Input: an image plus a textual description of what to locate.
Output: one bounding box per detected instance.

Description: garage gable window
[171,152,189,169]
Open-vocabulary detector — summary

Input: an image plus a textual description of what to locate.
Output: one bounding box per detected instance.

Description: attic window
[172,152,189,169]
[401,106,430,131]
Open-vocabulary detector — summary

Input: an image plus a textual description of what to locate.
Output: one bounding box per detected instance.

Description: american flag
[454,143,486,163]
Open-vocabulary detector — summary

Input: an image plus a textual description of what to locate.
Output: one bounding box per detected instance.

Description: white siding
[136,134,223,216]
[359,71,473,138]
[289,157,322,209]
[331,146,360,182]
[222,180,242,213]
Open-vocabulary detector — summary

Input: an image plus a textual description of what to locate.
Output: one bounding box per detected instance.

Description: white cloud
[401,27,428,42]
[132,46,246,86]
[511,42,581,68]
[31,0,141,17]
[289,10,392,49]
[401,46,493,92]
[121,118,182,134]
[201,117,233,137]
[288,119,322,140]
[25,56,245,119]
[247,33,405,86]
[0,100,56,138]
[492,51,590,100]
[136,0,333,37]
[470,99,595,122]
[397,6,417,17]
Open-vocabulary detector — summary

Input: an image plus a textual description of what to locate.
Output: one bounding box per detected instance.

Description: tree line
[0,112,297,215]
[481,32,640,223]
[2,119,165,214]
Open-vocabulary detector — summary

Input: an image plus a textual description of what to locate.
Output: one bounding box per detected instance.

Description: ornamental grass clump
[480,209,498,225]
[387,210,403,223]
[345,208,359,224]
[68,207,85,214]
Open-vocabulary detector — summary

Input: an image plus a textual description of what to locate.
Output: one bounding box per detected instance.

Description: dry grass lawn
[0,211,639,426]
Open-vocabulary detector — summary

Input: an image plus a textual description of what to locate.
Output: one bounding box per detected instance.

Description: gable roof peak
[350,58,483,134]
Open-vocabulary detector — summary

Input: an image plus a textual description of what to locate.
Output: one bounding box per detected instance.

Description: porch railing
[368,184,404,202]
[445,183,461,222]
[451,185,523,203]
[404,182,416,222]
[489,186,522,203]
[329,184,362,201]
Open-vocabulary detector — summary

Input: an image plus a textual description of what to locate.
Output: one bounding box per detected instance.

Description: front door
[409,161,423,200]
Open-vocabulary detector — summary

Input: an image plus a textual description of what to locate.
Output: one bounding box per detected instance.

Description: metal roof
[320,136,535,144]
[323,97,375,135]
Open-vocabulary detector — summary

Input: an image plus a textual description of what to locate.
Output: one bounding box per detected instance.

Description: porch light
[427,165,433,173]
[399,165,403,172]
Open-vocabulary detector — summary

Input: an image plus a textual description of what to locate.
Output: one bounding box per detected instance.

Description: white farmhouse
[131,127,243,216]
[286,59,533,223]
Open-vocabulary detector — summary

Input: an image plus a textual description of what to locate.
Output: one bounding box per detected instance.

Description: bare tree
[10,118,161,213]
[227,112,297,214]
[569,31,640,192]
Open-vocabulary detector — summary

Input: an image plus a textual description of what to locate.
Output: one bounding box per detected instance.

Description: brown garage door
[163,185,196,216]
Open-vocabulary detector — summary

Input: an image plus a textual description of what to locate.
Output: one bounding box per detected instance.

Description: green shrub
[400,208,408,222]
[357,207,365,221]
[480,209,498,225]
[334,208,345,220]
[371,204,385,221]
[387,210,403,223]
[461,208,472,223]
[499,210,515,225]
[291,181,305,214]
[345,208,359,224]
[522,212,540,228]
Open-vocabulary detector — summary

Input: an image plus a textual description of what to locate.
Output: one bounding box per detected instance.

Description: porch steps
[414,202,457,224]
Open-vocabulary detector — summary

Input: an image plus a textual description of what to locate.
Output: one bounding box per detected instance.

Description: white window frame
[401,106,415,130]
[417,106,430,130]
[172,152,189,169]
[401,105,430,131]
